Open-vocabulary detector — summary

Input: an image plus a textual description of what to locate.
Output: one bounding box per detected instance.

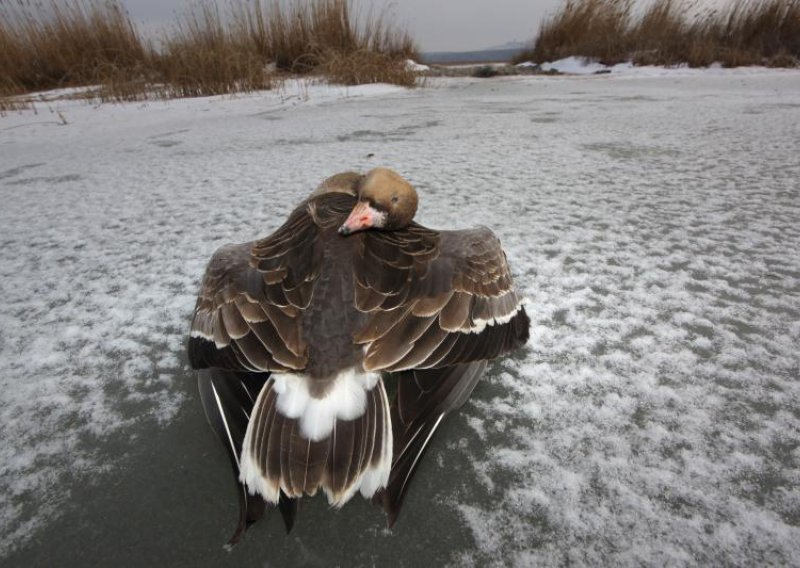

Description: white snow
[541,56,611,74]
[526,56,800,79]
[405,59,430,72]
[2,71,800,563]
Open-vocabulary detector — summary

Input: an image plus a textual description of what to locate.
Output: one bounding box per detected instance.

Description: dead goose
[189,167,530,545]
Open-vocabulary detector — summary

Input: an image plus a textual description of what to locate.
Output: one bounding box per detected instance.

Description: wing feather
[356,226,529,372]
[376,361,488,526]
[189,195,356,373]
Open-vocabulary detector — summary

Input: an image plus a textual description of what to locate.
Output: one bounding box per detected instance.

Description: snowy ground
[1,70,799,566]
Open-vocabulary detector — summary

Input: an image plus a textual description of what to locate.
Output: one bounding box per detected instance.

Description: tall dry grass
[0,0,149,95]
[234,0,415,71]
[0,0,420,104]
[523,0,634,64]
[152,2,273,99]
[514,0,800,67]
[321,49,417,87]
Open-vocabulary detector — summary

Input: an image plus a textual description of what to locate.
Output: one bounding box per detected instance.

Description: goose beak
[339,201,383,236]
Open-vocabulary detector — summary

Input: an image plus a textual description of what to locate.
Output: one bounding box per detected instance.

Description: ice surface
[1,73,800,565]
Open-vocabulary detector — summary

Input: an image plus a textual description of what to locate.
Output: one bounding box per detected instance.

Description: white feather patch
[464,297,529,334]
[189,328,213,340]
[239,371,392,506]
[273,370,380,441]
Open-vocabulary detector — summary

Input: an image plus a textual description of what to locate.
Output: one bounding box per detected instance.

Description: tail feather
[240,374,393,509]
[326,417,356,500]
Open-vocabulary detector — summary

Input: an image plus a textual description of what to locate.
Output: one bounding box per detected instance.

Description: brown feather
[265,409,284,489]
[354,304,413,344]
[354,282,388,312]
[284,280,314,309]
[235,297,269,323]
[280,418,298,497]
[254,386,277,473]
[232,333,275,371]
[363,315,437,371]
[345,408,367,489]
[391,324,449,370]
[302,438,329,496]
[417,332,459,369]
[370,386,385,466]
[377,286,412,311]
[411,291,454,317]
[212,311,230,347]
[249,321,305,369]
[359,387,378,473]
[439,292,473,331]
[327,419,356,497]
[264,279,290,308]
[220,302,250,339]
[261,303,304,357]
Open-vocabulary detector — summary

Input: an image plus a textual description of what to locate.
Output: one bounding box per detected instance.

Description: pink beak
[339,201,383,235]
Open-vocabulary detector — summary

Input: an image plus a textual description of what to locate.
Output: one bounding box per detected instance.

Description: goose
[189,168,530,546]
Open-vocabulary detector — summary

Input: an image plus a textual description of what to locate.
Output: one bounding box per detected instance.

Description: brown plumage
[190,168,529,546]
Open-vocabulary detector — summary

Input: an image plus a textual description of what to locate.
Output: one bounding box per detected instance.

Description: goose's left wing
[355,223,529,525]
[355,225,530,372]
[375,360,488,526]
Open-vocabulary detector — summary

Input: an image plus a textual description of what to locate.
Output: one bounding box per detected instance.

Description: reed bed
[514,0,800,67]
[0,0,419,105]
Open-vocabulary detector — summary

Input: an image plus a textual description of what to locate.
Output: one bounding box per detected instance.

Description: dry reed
[321,49,417,86]
[514,0,800,67]
[0,0,420,105]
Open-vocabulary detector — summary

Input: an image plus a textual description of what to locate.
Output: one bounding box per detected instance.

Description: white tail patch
[272,370,379,441]
[238,370,392,507]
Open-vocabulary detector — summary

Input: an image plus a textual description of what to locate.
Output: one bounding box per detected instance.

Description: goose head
[338,168,418,236]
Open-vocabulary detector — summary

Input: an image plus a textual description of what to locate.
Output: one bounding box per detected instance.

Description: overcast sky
[120,0,566,52]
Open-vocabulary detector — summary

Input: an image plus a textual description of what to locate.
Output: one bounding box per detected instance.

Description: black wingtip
[196,369,271,548]
[224,489,267,549]
[279,492,298,534]
[386,509,399,529]
[372,487,400,528]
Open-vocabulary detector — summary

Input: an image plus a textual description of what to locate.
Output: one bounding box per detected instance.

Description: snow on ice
[1,71,799,564]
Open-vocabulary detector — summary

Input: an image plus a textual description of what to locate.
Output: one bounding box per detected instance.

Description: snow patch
[405,59,430,72]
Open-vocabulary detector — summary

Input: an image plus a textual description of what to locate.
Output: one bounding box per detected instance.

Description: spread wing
[355,225,530,372]
[356,224,530,525]
[188,201,325,373]
[376,361,488,526]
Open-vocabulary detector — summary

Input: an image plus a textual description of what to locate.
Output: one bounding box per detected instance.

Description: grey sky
[120,0,565,52]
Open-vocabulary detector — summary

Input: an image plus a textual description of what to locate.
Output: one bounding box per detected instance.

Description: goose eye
[391,195,399,204]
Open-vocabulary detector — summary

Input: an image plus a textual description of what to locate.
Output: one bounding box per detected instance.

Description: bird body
[189,168,529,545]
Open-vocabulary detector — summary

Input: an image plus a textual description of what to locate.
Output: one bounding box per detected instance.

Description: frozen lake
[1,70,799,566]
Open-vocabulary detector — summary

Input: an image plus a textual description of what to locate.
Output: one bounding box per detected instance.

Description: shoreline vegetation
[514,0,800,68]
[1,0,799,110]
[0,0,418,107]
